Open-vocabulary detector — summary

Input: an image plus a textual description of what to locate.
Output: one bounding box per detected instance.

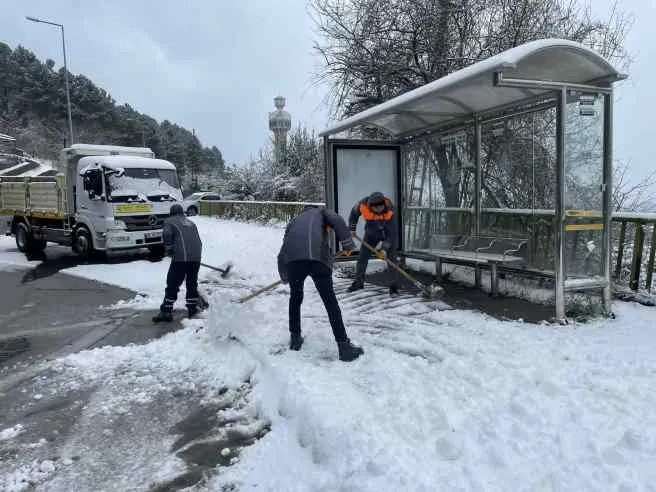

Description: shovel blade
[221,263,233,278]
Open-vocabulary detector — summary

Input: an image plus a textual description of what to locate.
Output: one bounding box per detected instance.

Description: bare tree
[613,161,656,212]
[311,0,632,118]
[310,0,633,207]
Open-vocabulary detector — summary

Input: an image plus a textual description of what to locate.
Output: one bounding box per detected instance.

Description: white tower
[268,96,291,162]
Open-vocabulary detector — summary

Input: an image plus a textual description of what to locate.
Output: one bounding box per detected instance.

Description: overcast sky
[1,0,654,180]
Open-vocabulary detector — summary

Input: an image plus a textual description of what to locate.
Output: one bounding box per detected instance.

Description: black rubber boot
[347,281,364,292]
[389,285,399,297]
[337,340,364,362]
[187,305,199,318]
[152,311,173,323]
[289,334,304,351]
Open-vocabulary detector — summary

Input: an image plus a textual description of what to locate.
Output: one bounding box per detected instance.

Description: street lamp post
[26,16,74,146]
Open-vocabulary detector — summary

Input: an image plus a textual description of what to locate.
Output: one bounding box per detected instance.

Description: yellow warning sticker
[113,203,153,214]
[566,210,602,218]
[565,223,604,232]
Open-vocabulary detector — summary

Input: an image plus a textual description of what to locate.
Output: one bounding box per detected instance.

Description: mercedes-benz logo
[148,215,158,226]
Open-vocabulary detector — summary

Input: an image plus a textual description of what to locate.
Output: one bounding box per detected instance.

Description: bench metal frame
[431,234,528,296]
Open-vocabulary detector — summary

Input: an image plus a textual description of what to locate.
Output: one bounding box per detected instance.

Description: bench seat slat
[433,250,525,264]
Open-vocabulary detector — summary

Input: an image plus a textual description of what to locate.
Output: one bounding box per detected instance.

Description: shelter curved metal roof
[320,39,626,138]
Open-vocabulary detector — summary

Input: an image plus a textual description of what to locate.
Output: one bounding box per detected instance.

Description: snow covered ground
[1,216,656,491]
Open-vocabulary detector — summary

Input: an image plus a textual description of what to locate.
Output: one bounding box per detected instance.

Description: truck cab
[75,154,183,254]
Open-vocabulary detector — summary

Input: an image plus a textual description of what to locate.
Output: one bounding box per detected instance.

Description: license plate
[114,203,153,214]
[145,232,160,239]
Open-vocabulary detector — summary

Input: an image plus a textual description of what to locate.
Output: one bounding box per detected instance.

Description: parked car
[182,191,221,215]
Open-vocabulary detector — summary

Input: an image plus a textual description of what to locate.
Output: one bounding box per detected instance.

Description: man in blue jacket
[153,204,203,322]
[277,205,364,362]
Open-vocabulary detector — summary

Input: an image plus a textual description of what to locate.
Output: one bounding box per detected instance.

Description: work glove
[373,241,388,260]
[339,249,354,257]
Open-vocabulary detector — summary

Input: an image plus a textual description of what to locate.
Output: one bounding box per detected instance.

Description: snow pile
[201,291,656,491]
[0,314,267,491]
[0,424,25,441]
[1,460,58,492]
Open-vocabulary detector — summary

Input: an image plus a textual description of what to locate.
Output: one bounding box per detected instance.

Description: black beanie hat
[367,191,386,206]
[170,204,184,216]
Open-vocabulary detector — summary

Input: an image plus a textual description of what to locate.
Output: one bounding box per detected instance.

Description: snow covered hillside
[1,216,655,491]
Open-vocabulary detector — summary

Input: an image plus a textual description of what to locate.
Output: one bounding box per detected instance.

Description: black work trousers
[160,261,201,312]
[288,260,348,342]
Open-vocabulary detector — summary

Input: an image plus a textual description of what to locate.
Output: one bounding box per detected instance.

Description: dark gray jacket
[277,207,354,282]
[163,214,202,262]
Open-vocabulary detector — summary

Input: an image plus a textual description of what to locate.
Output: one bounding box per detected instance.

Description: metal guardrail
[199,200,326,224]
[404,206,656,292]
[199,201,655,292]
[613,213,656,291]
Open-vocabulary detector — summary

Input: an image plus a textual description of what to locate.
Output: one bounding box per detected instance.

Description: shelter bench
[429,234,529,296]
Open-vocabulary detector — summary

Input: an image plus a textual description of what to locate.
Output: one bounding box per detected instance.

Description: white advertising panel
[334,147,398,240]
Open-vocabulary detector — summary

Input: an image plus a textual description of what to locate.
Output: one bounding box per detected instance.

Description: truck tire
[73,227,94,259]
[186,206,198,216]
[15,222,32,253]
[15,222,47,255]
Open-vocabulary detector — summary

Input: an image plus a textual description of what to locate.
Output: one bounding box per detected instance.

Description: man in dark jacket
[153,204,203,322]
[277,205,364,362]
[347,191,399,295]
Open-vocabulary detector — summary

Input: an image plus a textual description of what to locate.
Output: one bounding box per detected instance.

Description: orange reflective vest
[359,199,394,222]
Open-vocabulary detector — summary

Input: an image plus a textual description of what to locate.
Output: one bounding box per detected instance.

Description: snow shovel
[236,280,282,304]
[201,261,233,278]
[235,252,352,304]
[354,234,443,299]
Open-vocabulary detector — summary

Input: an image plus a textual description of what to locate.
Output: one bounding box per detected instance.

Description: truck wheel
[187,206,198,216]
[15,222,32,253]
[73,228,94,259]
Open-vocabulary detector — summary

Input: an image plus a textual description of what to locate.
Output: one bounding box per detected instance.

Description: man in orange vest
[347,191,399,295]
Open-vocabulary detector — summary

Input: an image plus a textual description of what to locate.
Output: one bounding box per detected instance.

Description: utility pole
[26,16,74,146]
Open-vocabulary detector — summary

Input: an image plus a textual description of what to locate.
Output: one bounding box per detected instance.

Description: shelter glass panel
[480,105,557,271]
[403,129,475,252]
[564,92,605,279]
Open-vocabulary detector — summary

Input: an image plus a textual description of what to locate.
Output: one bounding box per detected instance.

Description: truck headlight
[111,220,127,230]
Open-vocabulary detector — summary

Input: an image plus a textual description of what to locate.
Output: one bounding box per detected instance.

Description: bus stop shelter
[320,39,626,319]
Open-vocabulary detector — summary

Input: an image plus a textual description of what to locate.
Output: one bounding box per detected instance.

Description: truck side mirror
[83,170,104,200]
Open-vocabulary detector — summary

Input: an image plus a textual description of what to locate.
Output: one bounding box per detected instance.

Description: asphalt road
[0,263,264,491]
[0,263,189,489]
[0,266,182,390]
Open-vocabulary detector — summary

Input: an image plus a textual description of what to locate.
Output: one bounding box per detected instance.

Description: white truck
[0,144,183,258]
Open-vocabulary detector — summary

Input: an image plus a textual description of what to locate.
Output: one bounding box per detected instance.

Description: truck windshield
[107,168,182,203]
